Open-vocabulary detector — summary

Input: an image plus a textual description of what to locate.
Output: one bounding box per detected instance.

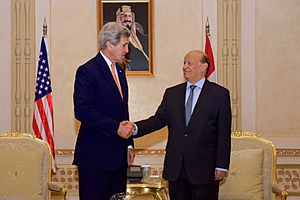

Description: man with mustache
[116,5,149,71]
[119,50,232,200]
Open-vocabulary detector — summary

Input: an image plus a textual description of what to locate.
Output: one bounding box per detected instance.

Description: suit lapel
[95,53,124,101]
[178,83,187,127]
[189,80,211,125]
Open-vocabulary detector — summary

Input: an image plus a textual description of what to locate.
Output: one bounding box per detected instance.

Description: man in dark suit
[120,50,232,199]
[73,22,135,200]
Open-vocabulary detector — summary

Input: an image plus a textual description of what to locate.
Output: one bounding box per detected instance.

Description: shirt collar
[186,77,205,89]
[100,51,113,68]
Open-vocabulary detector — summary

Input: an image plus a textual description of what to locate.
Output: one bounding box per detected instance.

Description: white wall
[241,0,256,131]
[256,0,300,138]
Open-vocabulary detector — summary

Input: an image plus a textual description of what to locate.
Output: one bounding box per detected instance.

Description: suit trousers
[168,163,219,200]
[78,164,127,200]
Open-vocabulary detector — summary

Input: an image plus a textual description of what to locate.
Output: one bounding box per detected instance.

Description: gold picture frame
[97,0,154,76]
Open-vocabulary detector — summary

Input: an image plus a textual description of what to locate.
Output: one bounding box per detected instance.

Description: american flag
[32,36,56,173]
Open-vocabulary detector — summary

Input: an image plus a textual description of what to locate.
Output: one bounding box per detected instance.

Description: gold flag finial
[205,17,210,36]
[43,17,47,37]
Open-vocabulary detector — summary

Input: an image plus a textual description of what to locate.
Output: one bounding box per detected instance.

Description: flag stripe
[46,94,54,126]
[33,103,47,141]
[36,97,56,158]
[205,35,216,79]
[42,95,54,139]
[32,115,42,139]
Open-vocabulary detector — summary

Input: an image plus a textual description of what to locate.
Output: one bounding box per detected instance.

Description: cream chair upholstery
[0,132,67,200]
[219,132,288,200]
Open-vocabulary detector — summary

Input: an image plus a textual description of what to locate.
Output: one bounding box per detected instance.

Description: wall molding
[56,148,300,157]
[277,149,300,157]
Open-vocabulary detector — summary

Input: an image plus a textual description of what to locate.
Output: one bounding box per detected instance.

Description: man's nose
[183,63,189,69]
[125,46,129,53]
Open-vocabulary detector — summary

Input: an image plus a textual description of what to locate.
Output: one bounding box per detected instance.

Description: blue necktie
[185,85,196,126]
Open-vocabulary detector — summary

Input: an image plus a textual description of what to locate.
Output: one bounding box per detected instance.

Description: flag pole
[204,17,216,80]
[206,17,210,36]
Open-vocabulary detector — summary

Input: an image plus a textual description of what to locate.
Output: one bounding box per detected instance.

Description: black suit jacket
[135,80,232,184]
[73,53,133,171]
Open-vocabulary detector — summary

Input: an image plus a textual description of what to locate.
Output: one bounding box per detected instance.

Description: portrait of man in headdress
[100,2,152,73]
[115,5,149,71]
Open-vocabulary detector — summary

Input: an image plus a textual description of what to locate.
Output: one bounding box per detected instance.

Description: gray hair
[98,22,130,50]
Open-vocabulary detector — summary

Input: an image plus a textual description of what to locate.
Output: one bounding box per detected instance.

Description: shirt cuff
[215,167,228,172]
[133,123,138,136]
[127,145,133,149]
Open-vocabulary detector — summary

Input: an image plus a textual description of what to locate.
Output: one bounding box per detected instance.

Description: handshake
[117,120,135,139]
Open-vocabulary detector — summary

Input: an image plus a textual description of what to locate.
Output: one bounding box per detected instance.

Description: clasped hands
[117,120,135,139]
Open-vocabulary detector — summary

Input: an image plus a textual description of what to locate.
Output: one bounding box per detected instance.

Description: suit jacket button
[184,134,188,137]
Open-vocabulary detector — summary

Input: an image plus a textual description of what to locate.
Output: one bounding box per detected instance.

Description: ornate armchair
[0,132,67,200]
[219,132,288,200]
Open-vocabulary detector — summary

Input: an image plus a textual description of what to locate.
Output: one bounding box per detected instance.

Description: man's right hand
[117,120,135,139]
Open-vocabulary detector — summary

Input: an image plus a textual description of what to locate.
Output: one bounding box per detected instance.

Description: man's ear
[106,41,113,50]
[201,63,208,71]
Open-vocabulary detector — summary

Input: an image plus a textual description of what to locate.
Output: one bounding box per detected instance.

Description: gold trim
[0,132,35,139]
[276,149,300,157]
[54,147,300,157]
[56,149,75,156]
[54,148,166,156]
[231,131,261,138]
[134,149,165,156]
[277,164,300,168]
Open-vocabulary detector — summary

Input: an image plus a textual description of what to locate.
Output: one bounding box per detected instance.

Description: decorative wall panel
[277,165,300,195]
[217,0,241,131]
[11,0,36,133]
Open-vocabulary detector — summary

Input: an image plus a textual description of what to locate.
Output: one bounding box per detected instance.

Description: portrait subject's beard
[123,20,132,30]
[125,24,131,30]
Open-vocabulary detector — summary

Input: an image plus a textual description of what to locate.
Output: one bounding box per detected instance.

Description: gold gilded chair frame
[231,131,288,200]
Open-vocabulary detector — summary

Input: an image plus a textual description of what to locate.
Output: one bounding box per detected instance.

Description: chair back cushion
[219,149,264,200]
[0,133,51,200]
[219,132,276,200]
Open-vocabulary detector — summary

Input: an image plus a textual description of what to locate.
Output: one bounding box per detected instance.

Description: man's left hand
[214,170,228,181]
[128,148,135,164]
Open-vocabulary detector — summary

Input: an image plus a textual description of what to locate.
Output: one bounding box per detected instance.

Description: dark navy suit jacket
[136,80,232,184]
[73,52,133,171]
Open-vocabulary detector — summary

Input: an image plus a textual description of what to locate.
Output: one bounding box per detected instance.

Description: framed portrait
[97,0,154,76]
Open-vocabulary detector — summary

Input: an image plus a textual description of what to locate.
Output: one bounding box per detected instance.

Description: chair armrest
[272,183,288,200]
[48,182,67,200]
